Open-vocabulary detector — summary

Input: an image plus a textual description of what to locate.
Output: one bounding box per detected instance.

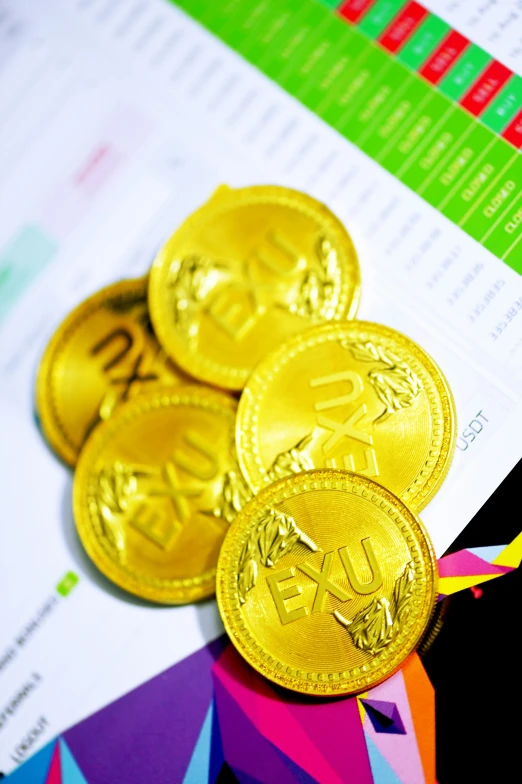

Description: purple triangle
[230,768,264,784]
[213,676,299,784]
[361,699,406,735]
[64,637,227,783]
[273,746,318,784]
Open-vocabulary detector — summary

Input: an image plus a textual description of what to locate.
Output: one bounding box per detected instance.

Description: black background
[424,459,521,782]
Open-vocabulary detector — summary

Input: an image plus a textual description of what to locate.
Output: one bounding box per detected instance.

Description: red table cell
[378,2,428,54]
[419,30,469,84]
[460,60,512,116]
[502,108,522,149]
[338,0,377,24]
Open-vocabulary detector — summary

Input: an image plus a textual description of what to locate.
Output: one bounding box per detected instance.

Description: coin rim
[35,277,149,467]
[236,320,457,511]
[148,184,361,391]
[73,384,238,604]
[216,468,438,696]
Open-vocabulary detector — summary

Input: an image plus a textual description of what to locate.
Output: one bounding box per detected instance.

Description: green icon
[56,571,79,597]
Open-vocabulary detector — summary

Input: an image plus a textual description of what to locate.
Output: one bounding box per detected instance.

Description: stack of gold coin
[36,184,456,695]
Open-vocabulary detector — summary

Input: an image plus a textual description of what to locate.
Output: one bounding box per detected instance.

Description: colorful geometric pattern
[7,639,434,784]
[437,531,522,597]
[9,536,521,783]
[7,739,87,784]
[172,0,522,269]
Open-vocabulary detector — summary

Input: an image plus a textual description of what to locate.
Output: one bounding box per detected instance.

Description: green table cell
[398,14,450,71]
[432,124,496,211]
[189,0,247,35]
[321,44,390,128]
[461,154,521,243]
[219,2,284,53]
[441,137,515,225]
[438,44,491,102]
[316,0,341,8]
[481,75,522,134]
[418,111,476,204]
[297,24,362,110]
[281,16,351,94]
[359,75,428,159]
[483,192,522,262]
[312,35,371,120]
[258,4,329,80]
[0,225,57,323]
[345,62,413,147]
[358,0,406,40]
[378,89,443,175]
[398,93,455,191]
[240,5,296,63]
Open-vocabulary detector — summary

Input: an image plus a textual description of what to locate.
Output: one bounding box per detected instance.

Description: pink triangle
[284,692,373,782]
[363,669,425,784]
[45,742,61,784]
[437,549,510,578]
[212,646,343,784]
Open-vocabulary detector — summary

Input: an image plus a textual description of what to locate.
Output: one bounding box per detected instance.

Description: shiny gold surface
[237,321,456,511]
[148,185,360,390]
[36,278,189,466]
[73,386,251,603]
[217,470,437,696]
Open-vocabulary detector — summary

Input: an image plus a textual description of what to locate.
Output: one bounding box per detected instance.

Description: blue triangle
[183,702,214,784]
[209,696,224,783]
[59,739,88,784]
[364,734,402,784]
[468,545,505,564]
[273,744,317,784]
[6,740,56,783]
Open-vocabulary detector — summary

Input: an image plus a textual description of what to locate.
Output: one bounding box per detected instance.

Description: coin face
[73,386,252,603]
[217,470,437,696]
[148,185,360,390]
[237,321,456,511]
[36,278,189,466]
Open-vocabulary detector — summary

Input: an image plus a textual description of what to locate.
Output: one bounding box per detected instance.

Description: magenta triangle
[213,676,300,784]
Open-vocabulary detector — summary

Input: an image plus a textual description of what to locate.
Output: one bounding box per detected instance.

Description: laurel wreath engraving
[334,562,415,655]
[341,340,422,423]
[167,254,229,348]
[238,510,319,604]
[97,462,138,563]
[266,434,314,484]
[290,236,339,320]
[211,437,253,527]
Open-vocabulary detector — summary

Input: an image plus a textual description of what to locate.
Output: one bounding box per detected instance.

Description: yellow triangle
[493,531,522,568]
[357,692,368,724]
[439,573,500,595]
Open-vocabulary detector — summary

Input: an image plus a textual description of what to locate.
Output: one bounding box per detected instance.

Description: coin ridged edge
[236,320,457,511]
[217,469,438,696]
[73,384,237,604]
[148,185,361,391]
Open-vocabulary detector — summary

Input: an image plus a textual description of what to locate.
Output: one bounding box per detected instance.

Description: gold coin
[418,597,451,658]
[217,469,437,696]
[36,278,190,466]
[237,321,456,511]
[148,185,360,390]
[73,386,252,604]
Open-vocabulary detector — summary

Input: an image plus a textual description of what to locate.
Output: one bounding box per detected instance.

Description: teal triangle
[468,545,505,564]
[364,734,402,784]
[59,740,88,784]
[7,741,56,783]
[183,702,214,784]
